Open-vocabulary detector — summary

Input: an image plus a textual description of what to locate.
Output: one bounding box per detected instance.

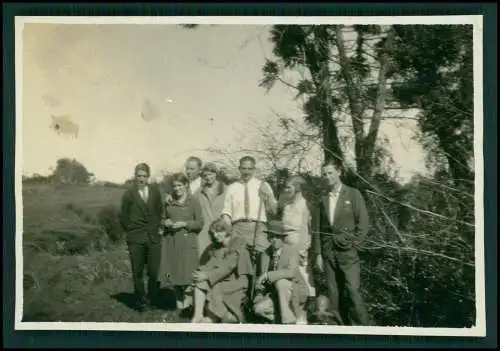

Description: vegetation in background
[22,24,476,327]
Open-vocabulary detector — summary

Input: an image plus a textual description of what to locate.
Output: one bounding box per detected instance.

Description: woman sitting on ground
[190,218,254,324]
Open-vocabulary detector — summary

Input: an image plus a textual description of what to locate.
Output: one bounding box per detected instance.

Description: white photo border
[14,15,485,337]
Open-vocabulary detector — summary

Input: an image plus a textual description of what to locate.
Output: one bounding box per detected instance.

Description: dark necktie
[270,250,280,271]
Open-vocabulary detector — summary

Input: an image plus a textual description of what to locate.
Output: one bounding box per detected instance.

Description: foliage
[263,165,475,327]
[389,25,473,182]
[260,25,397,178]
[96,205,125,244]
[388,24,474,244]
[25,202,124,256]
[22,173,53,184]
[51,158,94,184]
[99,181,126,189]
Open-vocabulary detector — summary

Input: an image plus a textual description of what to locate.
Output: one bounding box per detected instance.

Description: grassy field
[22,183,186,323]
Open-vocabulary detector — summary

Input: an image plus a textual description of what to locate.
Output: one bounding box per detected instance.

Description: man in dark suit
[119,163,164,312]
[312,161,371,326]
[252,220,309,325]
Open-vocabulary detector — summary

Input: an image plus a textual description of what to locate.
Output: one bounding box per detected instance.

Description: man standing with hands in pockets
[312,161,371,326]
[221,156,278,258]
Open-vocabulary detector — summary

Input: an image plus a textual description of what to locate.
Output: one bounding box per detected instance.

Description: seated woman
[190,218,254,324]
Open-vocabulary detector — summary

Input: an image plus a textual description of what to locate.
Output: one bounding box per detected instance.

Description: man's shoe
[135,297,151,312]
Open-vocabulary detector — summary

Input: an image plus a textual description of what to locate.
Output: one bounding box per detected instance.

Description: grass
[22,183,187,323]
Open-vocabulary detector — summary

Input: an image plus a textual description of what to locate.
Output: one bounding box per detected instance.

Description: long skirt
[158,230,199,287]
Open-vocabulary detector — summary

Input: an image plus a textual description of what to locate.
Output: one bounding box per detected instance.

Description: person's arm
[311,202,322,257]
[206,249,240,286]
[352,188,369,248]
[260,181,278,217]
[220,184,233,224]
[156,187,165,218]
[185,198,204,233]
[119,190,130,231]
[266,251,300,283]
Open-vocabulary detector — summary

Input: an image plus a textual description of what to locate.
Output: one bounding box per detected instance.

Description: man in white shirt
[312,161,370,326]
[221,156,278,255]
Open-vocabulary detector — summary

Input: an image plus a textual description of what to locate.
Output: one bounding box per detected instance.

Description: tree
[260,25,399,182]
[52,158,92,185]
[205,115,321,178]
[388,24,474,243]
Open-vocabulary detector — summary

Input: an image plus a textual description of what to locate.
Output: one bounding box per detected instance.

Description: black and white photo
[15,15,485,337]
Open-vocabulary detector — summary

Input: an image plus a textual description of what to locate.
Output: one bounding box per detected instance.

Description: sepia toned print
[15,16,484,337]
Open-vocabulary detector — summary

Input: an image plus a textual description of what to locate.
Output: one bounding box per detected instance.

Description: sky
[20,22,427,184]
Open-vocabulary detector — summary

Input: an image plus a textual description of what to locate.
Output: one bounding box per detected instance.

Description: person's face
[269,234,284,250]
[172,180,188,198]
[185,161,201,181]
[202,170,217,186]
[135,169,149,188]
[239,160,255,182]
[322,164,341,188]
[283,181,297,200]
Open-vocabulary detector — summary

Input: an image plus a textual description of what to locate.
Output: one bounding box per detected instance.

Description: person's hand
[163,219,174,227]
[315,255,324,272]
[333,234,353,251]
[221,215,232,226]
[255,274,268,288]
[247,245,258,262]
[163,193,173,205]
[192,270,208,282]
[171,221,187,230]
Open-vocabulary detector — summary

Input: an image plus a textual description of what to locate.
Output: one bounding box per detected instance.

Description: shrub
[96,205,124,244]
[282,170,475,328]
[65,202,124,248]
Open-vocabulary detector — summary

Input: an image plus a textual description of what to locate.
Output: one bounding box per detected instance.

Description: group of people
[119,155,371,325]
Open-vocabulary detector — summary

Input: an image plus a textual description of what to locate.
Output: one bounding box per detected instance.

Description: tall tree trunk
[335,26,395,181]
[303,28,344,169]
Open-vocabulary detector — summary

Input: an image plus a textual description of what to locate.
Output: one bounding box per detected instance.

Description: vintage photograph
[15,16,485,336]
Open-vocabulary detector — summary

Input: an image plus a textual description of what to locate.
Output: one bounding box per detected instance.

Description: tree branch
[363,27,395,169]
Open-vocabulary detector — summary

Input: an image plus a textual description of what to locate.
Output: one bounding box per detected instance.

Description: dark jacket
[119,184,164,244]
[312,184,369,260]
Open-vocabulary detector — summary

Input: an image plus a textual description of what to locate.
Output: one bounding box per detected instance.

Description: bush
[65,202,124,247]
[280,169,475,328]
[96,205,124,244]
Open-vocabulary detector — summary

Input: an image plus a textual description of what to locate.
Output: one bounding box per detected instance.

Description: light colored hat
[201,162,219,174]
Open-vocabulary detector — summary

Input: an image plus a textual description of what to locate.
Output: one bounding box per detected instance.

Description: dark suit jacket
[257,244,305,285]
[312,184,369,260]
[119,184,164,244]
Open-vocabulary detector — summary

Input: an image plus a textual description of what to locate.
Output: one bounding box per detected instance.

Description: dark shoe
[135,297,151,312]
[179,305,194,319]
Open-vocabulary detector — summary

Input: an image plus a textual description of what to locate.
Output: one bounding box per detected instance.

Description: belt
[232,219,265,225]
